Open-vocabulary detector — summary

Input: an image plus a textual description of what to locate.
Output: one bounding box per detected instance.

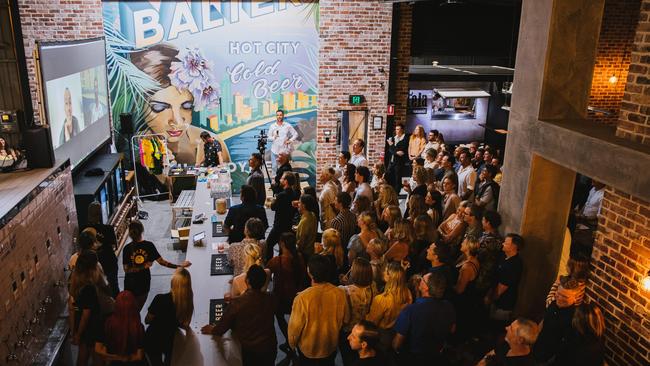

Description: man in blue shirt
[392,271,456,365]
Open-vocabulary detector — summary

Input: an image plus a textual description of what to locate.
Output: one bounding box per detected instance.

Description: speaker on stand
[119,113,134,171]
[23,126,55,169]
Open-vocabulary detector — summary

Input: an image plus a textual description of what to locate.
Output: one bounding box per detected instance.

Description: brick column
[587,3,650,365]
[17,0,104,125]
[393,3,412,128]
[616,0,650,144]
[317,0,393,172]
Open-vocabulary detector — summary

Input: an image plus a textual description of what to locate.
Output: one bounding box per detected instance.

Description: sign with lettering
[103,1,319,192]
[349,95,365,105]
[407,92,428,114]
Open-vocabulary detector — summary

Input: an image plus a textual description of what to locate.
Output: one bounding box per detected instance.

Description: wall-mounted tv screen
[38,38,111,169]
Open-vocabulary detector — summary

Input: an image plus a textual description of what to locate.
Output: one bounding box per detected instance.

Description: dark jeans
[298,349,337,366]
[242,348,276,366]
[266,225,289,261]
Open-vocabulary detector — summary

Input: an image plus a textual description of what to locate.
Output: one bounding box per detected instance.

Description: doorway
[338,110,368,153]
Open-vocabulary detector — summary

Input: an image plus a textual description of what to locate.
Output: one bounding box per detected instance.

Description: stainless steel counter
[171,181,242,366]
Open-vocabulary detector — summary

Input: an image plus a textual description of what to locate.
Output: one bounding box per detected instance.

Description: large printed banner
[103,1,319,193]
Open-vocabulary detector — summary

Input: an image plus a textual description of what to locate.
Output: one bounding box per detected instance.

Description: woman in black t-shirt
[123,220,191,310]
[145,268,194,366]
[86,201,120,297]
[69,250,104,366]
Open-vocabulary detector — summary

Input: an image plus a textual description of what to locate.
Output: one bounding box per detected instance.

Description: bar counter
[171,180,242,366]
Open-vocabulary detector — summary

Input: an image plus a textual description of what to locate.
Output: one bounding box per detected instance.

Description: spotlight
[642,270,650,292]
[608,75,618,84]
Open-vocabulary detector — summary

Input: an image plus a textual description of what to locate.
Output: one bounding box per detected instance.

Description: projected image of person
[130,44,229,166]
[89,75,107,123]
[60,88,81,146]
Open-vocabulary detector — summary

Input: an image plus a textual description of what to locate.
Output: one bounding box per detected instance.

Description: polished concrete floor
[120,199,343,366]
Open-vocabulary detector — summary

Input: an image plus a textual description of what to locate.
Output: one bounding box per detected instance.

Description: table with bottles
[170,168,242,366]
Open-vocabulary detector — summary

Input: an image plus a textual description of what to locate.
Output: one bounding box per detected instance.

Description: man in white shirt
[457,149,477,200]
[336,151,351,184]
[350,139,368,167]
[90,77,106,123]
[577,180,605,221]
[421,130,440,159]
[319,167,340,230]
[268,109,298,171]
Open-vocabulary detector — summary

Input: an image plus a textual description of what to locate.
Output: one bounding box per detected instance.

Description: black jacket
[247,168,267,206]
[271,188,297,230]
[273,163,293,194]
[388,134,410,165]
[224,203,269,243]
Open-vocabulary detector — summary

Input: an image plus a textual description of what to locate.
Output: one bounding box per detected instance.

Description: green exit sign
[349,95,365,105]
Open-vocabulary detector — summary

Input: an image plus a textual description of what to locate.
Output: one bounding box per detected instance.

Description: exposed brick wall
[317,0,392,171]
[590,4,650,360]
[0,167,77,363]
[616,0,650,144]
[588,188,650,366]
[393,3,412,129]
[17,0,104,125]
[588,0,640,125]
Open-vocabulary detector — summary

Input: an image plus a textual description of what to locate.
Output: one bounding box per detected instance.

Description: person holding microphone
[268,109,298,172]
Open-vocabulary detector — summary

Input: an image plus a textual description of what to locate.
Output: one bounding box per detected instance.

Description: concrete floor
[123,199,343,366]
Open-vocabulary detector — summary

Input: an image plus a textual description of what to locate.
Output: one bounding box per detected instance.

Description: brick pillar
[317,0,393,172]
[393,3,412,128]
[616,0,650,144]
[587,3,650,365]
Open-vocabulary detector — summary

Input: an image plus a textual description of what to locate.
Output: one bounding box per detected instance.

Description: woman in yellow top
[365,261,412,351]
[408,125,427,161]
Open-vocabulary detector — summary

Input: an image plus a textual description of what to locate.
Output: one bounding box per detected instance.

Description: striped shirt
[329,209,358,250]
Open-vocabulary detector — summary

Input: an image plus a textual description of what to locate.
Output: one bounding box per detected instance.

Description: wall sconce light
[608,75,618,84]
[323,129,331,143]
[642,270,650,292]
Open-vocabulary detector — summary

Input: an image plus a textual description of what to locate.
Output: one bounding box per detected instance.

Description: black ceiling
[409,0,522,66]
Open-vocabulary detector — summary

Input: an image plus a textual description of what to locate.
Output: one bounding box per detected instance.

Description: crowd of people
[66,124,606,366]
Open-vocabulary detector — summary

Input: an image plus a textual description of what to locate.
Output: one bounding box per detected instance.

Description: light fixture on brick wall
[642,270,650,292]
[608,74,618,84]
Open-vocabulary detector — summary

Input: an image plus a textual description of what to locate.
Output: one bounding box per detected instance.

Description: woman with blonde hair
[348,211,384,263]
[380,204,402,234]
[338,258,376,364]
[231,243,271,297]
[374,184,399,220]
[406,194,428,221]
[370,162,386,193]
[384,218,411,263]
[557,302,605,365]
[411,214,438,274]
[438,200,470,248]
[318,228,345,270]
[367,238,388,290]
[366,261,412,351]
[408,125,427,161]
[144,268,194,365]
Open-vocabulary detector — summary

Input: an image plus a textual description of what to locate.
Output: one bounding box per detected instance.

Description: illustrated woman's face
[147,86,194,142]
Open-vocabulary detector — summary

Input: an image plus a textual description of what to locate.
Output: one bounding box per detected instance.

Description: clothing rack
[131,133,170,201]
